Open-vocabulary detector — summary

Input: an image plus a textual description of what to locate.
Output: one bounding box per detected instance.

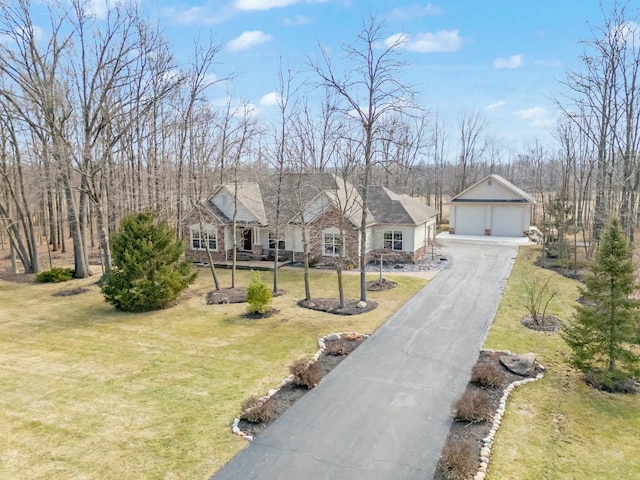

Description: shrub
[470,361,507,388]
[101,211,197,312]
[240,395,276,423]
[289,358,323,389]
[453,388,492,423]
[36,267,74,283]
[439,438,477,480]
[324,341,350,356]
[246,271,273,315]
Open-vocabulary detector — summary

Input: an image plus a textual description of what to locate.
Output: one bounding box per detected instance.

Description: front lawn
[484,246,640,479]
[0,267,426,479]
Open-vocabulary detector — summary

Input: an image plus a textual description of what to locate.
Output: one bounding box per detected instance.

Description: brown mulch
[298,298,378,315]
[237,336,365,437]
[521,314,562,332]
[365,278,398,291]
[434,351,543,480]
[206,288,247,304]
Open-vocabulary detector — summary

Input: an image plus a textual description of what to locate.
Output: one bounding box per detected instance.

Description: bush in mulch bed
[240,395,277,423]
[289,358,323,389]
[235,333,367,439]
[434,350,542,480]
[439,438,477,480]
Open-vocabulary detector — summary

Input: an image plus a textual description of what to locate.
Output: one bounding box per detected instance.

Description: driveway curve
[212,239,521,480]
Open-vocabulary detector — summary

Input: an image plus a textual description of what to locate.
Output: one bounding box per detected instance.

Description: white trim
[322,228,342,257]
[190,224,218,251]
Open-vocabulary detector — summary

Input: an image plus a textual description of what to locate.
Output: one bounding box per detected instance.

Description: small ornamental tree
[562,217,640,390]
[102,211,197,312]
[246,270,273,315]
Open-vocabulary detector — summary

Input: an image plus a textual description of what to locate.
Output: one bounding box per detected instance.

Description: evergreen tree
[246,270,273,315]
[562,217,640,390]
[102,211,197,312]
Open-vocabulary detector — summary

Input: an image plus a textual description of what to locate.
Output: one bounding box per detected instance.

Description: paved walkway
[212,238,521,480]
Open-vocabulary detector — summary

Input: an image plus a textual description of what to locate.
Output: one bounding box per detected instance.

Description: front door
[242,228,252,251]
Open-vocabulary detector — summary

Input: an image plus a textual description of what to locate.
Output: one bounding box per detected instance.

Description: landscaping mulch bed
[237,335,366,437]
[365,277,398,291]
[298,298,378,315]
[521,314,562,332]
[206,288,247,304]
[434,350,543,480]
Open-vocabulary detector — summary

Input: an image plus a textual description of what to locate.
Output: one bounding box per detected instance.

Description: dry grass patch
[0,267,425,479]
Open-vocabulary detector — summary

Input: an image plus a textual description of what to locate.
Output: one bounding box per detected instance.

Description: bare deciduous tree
[310,14,415,302]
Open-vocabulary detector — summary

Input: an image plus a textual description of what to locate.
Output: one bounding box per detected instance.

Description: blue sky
[93,1,616,150]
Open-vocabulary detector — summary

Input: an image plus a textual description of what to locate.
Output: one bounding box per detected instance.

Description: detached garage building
[447,174,535,237]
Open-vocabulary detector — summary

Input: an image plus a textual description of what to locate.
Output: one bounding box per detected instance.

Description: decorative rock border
[231,332,370,442]
[472,350,546,480]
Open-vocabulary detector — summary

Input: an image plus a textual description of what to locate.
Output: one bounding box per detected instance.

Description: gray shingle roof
[367,186,438,225]
[190,174,439,229]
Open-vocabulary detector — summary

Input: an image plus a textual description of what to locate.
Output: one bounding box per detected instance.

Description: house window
[323,232,342,256]
[269,232,285,250]
[384,230,403,251]
[191,227,217,251]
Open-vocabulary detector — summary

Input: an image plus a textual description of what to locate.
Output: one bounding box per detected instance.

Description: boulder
[356,301,367,309]
[500,353,537,376]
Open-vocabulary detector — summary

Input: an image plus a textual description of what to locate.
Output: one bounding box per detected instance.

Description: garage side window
[191,226,217,251]
[383,230,403,251]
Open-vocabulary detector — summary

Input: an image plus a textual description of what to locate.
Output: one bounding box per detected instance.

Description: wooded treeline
[1,0,639,277]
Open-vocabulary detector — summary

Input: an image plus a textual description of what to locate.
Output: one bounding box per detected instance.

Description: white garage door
[454,206,485,235]
[491,206,524,236]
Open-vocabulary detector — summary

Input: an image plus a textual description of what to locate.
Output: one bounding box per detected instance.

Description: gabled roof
[367,186,439,225]
[208,183,268,225]
[448,174,536,204]
[262,173,371,227]
[187,174,440,229]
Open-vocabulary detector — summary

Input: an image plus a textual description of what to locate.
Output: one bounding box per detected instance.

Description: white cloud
[87,0,139,19]
[514,107,552,128]
[259,91,282,106]
[611,21,640,47]
[384,33,408,48]
[163,4,234,25]
[283,14,314,26]
[493,54,523,69]
[234,0,299,10]
[385,30,463,53]
[0,24,46,46]
[388,3,443,22]
[486,101,506,110]
[227,30,273,52]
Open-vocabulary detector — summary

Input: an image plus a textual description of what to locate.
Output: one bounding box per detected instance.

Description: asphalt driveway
[212,238,521,480]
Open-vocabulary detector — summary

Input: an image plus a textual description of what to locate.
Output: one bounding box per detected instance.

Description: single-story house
[446,174,535,237]
[183,173,439,266]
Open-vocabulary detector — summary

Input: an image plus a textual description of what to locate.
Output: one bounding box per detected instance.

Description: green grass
[0,267,426,479]
[485,246,640,479]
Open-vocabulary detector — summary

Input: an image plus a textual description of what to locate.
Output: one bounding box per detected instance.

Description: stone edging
[472,349,546,480]
[231,331,370,442]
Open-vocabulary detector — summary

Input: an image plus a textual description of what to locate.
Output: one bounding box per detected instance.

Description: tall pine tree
[563,217,640,391]
[102,211,197,312]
